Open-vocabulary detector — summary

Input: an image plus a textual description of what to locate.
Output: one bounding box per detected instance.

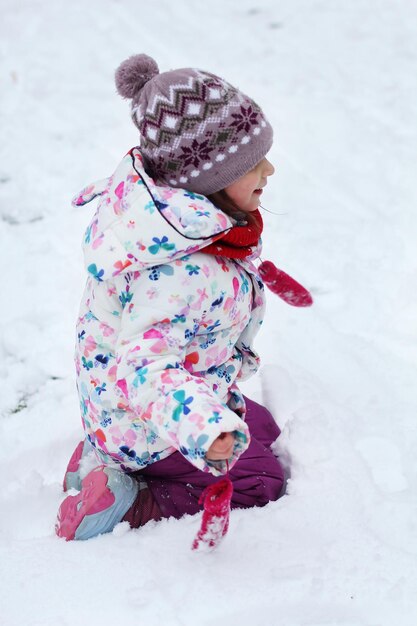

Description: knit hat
[115,54,273,195]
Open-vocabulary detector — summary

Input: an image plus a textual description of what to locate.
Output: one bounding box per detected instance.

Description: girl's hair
[207,189,256,225]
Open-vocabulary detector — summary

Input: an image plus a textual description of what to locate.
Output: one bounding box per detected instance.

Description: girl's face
[224,158,275,213]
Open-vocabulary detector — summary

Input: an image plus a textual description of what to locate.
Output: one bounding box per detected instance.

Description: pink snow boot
[56,465,138,541]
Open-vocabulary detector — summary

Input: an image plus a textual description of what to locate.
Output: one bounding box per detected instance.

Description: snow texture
[1,1,416,624]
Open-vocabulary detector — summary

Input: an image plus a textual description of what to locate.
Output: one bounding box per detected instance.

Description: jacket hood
[73,147,233,282]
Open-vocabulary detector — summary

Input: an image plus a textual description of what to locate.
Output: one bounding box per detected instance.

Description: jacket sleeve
[113,271,250,476]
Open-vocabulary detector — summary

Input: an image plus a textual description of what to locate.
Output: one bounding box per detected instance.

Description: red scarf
[202,209,313,307]
[202,210,263,259]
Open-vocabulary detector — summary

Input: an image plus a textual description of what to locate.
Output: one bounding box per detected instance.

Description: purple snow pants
[137,396,285,520]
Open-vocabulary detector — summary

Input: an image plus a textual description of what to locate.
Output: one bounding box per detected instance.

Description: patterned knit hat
[115,54,273,195]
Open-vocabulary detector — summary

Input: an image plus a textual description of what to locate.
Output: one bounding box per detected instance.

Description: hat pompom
[115,54,159,99]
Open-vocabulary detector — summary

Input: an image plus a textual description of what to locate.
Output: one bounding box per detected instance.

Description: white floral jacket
[73,148,266,476]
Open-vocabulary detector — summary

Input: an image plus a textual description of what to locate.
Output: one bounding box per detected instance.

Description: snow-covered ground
[1,1,416,624]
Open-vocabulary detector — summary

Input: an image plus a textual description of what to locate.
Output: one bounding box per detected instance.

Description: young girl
[56,54,286,541]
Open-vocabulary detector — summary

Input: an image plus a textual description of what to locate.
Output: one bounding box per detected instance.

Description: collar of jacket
[72,147,234,282]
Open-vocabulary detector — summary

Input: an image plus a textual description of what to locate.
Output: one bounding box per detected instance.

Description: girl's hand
[206,432,235,461]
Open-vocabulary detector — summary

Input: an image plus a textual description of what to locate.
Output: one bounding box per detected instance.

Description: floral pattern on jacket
[73,148,266,476]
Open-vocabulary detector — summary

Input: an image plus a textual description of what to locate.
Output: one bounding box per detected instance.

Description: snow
[1,0,416,624]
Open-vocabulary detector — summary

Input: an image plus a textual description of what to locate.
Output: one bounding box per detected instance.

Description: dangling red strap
[258,260,313,307]
[192,461,233,551]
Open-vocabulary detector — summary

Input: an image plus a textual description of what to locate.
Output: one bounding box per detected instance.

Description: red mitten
[192,476,233,551]
[258,260,313,307]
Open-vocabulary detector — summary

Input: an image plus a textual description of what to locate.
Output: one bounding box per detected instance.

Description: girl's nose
[264,158,275,177]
